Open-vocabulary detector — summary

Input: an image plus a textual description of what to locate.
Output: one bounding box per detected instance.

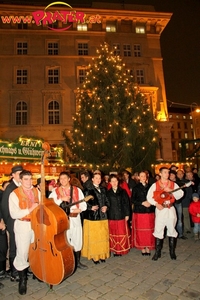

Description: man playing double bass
[49,171,88,270]
[9,170,39,295]
[147,167,184,261]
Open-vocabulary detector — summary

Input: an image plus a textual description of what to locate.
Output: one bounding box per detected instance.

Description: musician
[9,170,40,295]
[1,165,23,282]
[147,167,184,261]
[49,171,88,270]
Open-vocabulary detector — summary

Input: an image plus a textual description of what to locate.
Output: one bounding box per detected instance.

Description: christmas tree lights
[63,43,159,171]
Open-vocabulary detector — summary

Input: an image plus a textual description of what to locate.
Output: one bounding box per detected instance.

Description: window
[77,24,87,31]
[183,115,186,119]
[126,69,134,76]
[16,101,27,125]
[172,142,176,150]
[106,25,116,32]
[113,43,120,56]
[48,68,59,84]
[184,122,188,129]
[123,44,131,57]
[177,122,181,129]
[133,44,141,57]
[78,68,87,84]
[136,69,145,84]
[78,43,88,55]
[136,26,145,34]
[48,101,60,124]
[169,114,173,119]
[17,42,28,55]
[178,132,182,139]
[185,132,188,138]
[171,132,174,139]
[176,115,179,119]
[47,42,58,55]
[18,22,28,29]
[16,69,28,84]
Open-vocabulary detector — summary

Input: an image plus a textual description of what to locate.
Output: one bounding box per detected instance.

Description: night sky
[1,0,200,106]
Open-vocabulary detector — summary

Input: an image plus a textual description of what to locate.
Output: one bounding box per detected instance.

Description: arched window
[16,101,27,125]
[48,101,60,124]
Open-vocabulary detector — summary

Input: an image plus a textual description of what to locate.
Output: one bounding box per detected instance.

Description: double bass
[29,142,75,285]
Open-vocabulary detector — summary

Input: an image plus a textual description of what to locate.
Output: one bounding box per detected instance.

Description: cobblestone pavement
[0,233,200,300]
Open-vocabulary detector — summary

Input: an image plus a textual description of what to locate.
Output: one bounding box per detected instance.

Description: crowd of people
[0,164,200,294]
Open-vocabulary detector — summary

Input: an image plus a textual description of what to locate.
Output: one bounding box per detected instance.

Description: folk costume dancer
[82,172,110,264]
[1,165,24,282]
[131,171,155,256]
[106,174,131,256]
[147,167,184,261]
[9,170,39,295]
[49,171,87,270]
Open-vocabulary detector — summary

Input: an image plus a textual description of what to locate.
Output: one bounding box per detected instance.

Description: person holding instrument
[9,170,39,295]
[49,171,88,270]
[147,167,184,261]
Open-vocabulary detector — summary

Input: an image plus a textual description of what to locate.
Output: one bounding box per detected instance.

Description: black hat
[10,165,23,175]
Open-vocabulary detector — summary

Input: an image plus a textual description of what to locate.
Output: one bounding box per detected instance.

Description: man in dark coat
[1,165,23,281]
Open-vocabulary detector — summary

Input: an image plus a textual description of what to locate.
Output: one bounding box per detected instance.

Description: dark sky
[2,0,200,106]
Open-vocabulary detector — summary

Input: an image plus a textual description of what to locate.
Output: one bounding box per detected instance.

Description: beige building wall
[0,3,172,162]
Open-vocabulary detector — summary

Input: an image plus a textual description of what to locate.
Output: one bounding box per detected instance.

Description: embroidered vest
[14,186,39,220]
[156,180,175,204]
[55,185,79,208]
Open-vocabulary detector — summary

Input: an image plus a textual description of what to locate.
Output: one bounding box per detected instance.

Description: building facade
[0,2,172,164]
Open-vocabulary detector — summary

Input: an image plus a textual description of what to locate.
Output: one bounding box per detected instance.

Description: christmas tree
[64,43,158,172]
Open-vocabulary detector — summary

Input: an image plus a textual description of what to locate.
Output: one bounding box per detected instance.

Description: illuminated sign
[0,137,63,161]
[0,1,101,31]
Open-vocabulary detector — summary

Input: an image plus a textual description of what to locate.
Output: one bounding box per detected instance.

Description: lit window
[186,143,189,149]
[17,42,28,55]
[106,25,116,32]
[77,24,87,31]
[136,26,145,34]
[78,43,88,55]
[16,69,28,84]
[16,101,27,125]
[48,42,58,55]
[48,101,60,124]
[136,69,145,84]
[133,44,141,57]
[78,68,87,84]
[185,132,188,138]
[169,114,173,118]
[176,115,179,118]
[178,142,182,148]
[48,68,59,84]
[191,123,193,129]
[113,43,120,56]
[123,44,131,57]
[183,115,186,119]
[190,116,192,119]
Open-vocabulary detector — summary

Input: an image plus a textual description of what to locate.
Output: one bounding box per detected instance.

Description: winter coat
[106,187,130,220]
[188,201,200,223]
[131,182,155,214]
[83,185,110,221]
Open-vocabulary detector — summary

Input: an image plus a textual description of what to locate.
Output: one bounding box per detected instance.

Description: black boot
[169,237,177,260]
[18,269,27,295]
[9,258,19,282]
[152,238,163,261]
[75,251,88,270]
[0,260,6,279]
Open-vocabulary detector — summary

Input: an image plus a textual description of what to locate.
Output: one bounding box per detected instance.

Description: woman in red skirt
[107,174,131,256]
[131,171,155,255]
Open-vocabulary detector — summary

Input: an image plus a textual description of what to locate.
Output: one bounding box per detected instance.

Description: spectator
[189,193,200,240]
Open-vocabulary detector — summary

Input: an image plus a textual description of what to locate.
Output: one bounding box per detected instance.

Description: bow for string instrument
[29,142,75,286]
[153,181,193,205]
